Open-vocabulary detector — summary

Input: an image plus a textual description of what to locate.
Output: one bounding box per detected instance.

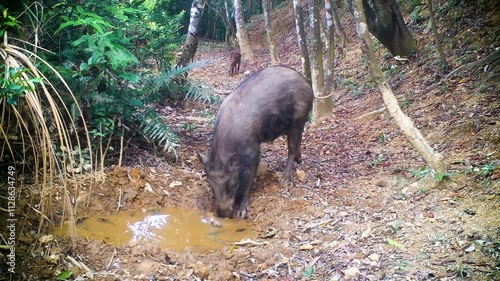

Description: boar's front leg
[234,163,258,218]
[282,124,305,182]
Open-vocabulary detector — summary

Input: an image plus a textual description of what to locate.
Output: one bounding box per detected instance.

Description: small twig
[304,218,341,230]
[232,238,268,246]
[307,255,322,269]
[67,255,83,269]
[27,203,52,223]
[116,189,123,212]
[354,107,386,120]
[106,248,117,270]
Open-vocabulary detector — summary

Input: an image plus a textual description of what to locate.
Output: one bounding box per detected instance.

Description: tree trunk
[208,1,235,47]
[224,0,237,47]
[176,0,207,77]
[360,0,417,57]
[353,0,446,178]
[262,0,279,63]
[292,0,311,83]
[427,0,447,69]
[332,2,348,48]
[234,0,255,60]
[324,0,337,92]
[309,0,332,120]
[247,0,253,22]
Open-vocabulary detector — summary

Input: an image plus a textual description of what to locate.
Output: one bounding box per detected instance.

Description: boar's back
[213,66,313,149]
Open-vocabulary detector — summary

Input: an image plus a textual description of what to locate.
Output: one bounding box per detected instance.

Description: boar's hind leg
[282,124,305,182]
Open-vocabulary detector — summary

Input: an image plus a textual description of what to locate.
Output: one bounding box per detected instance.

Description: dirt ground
[10,2,500,281]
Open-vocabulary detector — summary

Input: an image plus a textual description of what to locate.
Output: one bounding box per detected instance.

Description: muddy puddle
[52,207,253,253]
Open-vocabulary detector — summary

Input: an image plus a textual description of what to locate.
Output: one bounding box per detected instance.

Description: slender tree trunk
[332,3,348,47]
[353,0,446,178]
[324,0,337,91]
[224,0,237,47]
[176,0,207,70]
[309,0,332,120]
[292,0,311,83]
[427,0,447,69]
[262,0,279,63]
[247,0,253,22]
[234,0,255,60]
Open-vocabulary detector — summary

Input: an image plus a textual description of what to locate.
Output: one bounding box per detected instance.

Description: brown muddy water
[52,207,253,252]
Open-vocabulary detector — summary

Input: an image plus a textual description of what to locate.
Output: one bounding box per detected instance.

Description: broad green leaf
[56,270,73,280]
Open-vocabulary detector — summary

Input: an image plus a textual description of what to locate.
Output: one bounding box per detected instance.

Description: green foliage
[0,7,21,35]
[138,108,179,157]
[39,0,189,156]
[379,131,387,143]
[0,66,43,105]
[56,270,73,280]
[479,163,497,176]
[186,83,222,104]
[436,171,455,182]
[369,156,385,167]
[410,166,433,179]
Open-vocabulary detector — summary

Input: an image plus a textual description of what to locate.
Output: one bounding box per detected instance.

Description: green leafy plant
[56,270,73,280]
[436,171,455,182]
[379,131,387,143]
[369,156,386,167]
[391,219,402,234]
[410,166,433,178]
[479,163,497,176]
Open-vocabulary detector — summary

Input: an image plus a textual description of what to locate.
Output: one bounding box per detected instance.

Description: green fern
[185,83,222,104]
[138,108,179,158]
[145,60,209,94]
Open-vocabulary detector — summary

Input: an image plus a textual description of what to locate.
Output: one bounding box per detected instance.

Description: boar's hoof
[236,207,248,219]
[282,170,294,183]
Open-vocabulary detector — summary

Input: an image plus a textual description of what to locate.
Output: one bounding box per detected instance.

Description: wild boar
[198,66,314,218]
[228,51,241,75]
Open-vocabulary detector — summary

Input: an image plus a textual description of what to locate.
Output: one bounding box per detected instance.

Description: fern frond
[145,59,210,94]
[185,83,222,104]
[137,108,179,159]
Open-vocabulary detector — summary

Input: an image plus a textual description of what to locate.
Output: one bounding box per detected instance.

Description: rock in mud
[343,266,361,280]
[193,262,210,279]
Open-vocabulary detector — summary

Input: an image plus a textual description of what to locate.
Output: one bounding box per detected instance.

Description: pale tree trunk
[262,0,279,63]
[176,0,207,70]
[427,0,447,69]
[234,0,254,60]
[353,0,446,181]
[224,0,237,47]
[325,0,336,91]
[292,0,311,83]
[309,0,332,120]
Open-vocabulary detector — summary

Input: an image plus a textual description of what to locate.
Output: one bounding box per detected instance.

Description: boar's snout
[214,198,236,218]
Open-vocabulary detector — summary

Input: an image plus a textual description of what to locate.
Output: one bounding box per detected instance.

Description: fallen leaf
[296,169,306,182]
[299,244,314,250]
[387,238,403,248]
[169,181,182,188]
[144,182,154,192]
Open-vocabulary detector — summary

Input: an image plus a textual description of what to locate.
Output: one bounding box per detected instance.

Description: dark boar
[228,51,241,75]
[198,66,314,218]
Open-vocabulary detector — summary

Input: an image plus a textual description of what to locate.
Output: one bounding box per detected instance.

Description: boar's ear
[197,151,208,166]
[227,154,239,172]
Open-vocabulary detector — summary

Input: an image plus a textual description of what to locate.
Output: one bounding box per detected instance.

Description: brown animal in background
[228,51,241,75]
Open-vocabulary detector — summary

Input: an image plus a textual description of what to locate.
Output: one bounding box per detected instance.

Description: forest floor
[15,2,500,281]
